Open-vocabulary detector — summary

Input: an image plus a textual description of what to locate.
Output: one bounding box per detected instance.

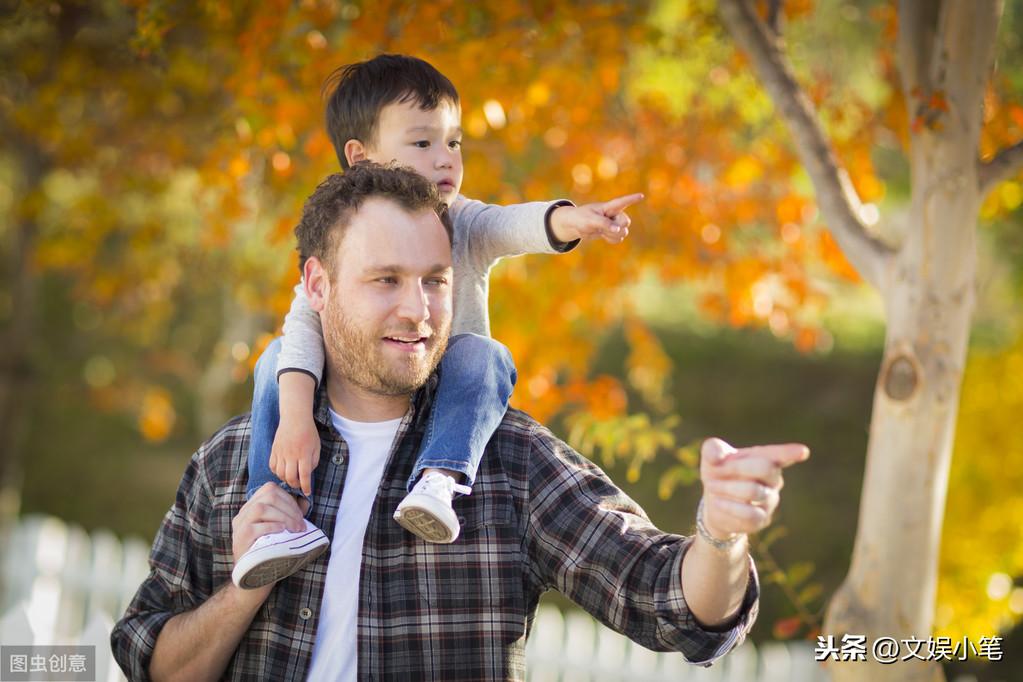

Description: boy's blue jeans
[245,333,517,503]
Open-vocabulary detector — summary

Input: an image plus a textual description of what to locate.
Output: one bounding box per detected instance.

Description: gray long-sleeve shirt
[277,195,576,382]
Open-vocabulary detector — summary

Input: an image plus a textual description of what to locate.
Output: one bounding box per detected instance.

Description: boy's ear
[344,139,367,167]
[303,257,330,313]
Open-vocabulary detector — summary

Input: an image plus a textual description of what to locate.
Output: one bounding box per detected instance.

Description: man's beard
[322,302,449,397]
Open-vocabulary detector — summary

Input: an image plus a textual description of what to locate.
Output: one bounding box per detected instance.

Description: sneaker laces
[419,471,471,497]
[249,521,311,550]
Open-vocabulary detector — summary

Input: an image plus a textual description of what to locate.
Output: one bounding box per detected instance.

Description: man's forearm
[680,534,751,629]
[149,583,267,682]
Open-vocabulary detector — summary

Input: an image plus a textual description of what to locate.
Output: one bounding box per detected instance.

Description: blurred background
[2,0,1022,679]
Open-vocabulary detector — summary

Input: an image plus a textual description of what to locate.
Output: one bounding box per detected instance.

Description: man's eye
[426,278,449,287]
[377,277,397,284]
[413,140,430,148]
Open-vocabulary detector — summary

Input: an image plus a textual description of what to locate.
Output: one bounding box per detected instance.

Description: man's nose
[396,281,430,323]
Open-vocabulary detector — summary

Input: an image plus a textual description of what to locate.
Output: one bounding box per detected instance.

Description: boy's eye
[413,140,430,149]
[448,140,462,150]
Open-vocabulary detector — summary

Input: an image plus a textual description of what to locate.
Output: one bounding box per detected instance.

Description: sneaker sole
[234,536,329,590]
[393,508,456,544]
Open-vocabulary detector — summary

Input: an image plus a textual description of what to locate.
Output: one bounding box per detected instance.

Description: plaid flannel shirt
[112,376,759,680]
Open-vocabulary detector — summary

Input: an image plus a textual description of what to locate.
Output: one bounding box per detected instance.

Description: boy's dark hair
[295,162,453,275]
[323,54,460,170]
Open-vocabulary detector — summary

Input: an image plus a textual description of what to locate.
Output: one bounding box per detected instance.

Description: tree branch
[978,140,1023,197]
[896,0,942,101]
[718,0,896,291]
[767,0,782,35]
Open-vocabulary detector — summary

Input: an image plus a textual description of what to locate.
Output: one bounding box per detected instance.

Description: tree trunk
[823,3,1000,680]
[195,293,261,435]
[0,143,48,526]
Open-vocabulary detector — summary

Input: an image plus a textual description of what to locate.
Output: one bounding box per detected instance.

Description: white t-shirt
[306,409,401,682]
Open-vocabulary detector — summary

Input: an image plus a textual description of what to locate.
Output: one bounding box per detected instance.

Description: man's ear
[344,139,368,167]
[303,257,330,313]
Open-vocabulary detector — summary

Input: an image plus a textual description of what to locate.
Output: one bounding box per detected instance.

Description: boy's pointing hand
[549,193,644,245]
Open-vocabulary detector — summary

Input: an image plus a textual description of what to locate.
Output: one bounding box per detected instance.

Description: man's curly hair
[295,162,453,276]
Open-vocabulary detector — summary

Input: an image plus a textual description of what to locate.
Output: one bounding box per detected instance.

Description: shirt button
[332,454,343,465]
[299,607,313,620]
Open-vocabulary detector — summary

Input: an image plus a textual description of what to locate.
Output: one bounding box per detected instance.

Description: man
[111,163,809,681]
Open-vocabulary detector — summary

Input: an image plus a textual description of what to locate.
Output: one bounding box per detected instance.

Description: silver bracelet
[696,498,745,551]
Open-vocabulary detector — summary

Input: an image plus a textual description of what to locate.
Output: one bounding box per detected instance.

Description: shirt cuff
[668,542,760,666]
[544,200,580,253]
[112,610,176,682]
[277,367,320,389]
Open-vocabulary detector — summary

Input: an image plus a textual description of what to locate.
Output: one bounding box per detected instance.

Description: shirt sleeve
[523,424,759,666]
[110,447,216,682]
[277,282,325,385]
[451,196,580,276]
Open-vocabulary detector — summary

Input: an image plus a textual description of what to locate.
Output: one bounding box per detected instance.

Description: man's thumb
[701,437,736,465]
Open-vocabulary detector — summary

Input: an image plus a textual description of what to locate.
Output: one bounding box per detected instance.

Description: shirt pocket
[414,482,524,612]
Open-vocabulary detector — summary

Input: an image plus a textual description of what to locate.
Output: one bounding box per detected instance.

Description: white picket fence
[524,605,828,682]
[0,514,149,682]
[0,514,832,681]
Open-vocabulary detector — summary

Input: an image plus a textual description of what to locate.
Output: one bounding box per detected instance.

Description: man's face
[363,98,464,206]
[320,197,453,398]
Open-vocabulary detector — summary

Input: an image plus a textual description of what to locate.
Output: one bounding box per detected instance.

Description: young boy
[232,54,642,589]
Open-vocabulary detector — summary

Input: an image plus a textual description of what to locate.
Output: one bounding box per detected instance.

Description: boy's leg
[393,334,516,543]
[235,337,327,589]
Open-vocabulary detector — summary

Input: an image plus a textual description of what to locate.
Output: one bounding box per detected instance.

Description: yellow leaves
[938,335,1023,640]
[566,411,679,479]
[598,62,620,91]
[999,181,1023,212]
[775,194,809,225]
[817,230,860,283]
[138,387,176,442]
[465,110,488,138]
[724,156,763,188]
[980,180,1023,220]
[228,155,250,179]
[527,81,551,107]
[625,318,674,412]
[1010,105,1023,130]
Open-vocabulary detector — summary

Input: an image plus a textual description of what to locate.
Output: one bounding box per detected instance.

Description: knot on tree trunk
[881,350,922,402]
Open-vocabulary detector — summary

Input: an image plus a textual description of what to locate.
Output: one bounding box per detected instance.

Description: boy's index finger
[601,192,645,216]
[733,443,810,468]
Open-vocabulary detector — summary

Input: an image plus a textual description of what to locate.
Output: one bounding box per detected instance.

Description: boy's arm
[455,193,643,274]
[454,197,576,275]
[548,193,643,245]
[271,284,322,496]
[278,283,325,386]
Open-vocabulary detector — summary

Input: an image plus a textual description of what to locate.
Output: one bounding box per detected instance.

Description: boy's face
[360,98,463,205]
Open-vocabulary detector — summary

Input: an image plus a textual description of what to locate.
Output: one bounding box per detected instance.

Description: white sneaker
[393,472,471,543]
[231,519,329,589]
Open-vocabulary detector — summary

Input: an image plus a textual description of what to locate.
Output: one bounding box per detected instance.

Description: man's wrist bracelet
[696,498,745,551]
